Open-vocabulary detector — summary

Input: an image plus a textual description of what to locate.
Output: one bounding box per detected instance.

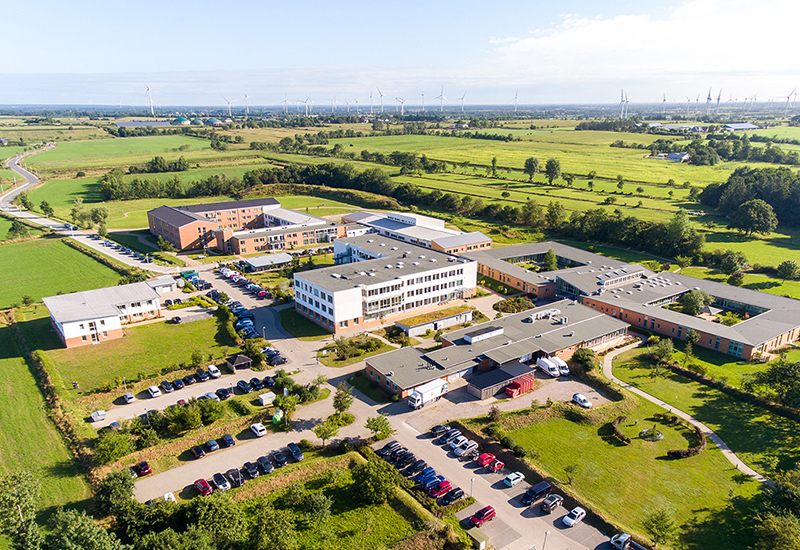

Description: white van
[536,357,560,378]
[551,356,570,376]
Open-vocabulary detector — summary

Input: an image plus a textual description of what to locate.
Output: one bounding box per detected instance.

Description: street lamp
[542,531,550,550]
[200,423,204,441]
[262,326,266,340]
[470,477,475,497]
[122,377,127,393]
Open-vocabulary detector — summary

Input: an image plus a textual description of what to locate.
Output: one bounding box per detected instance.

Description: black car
[171,316,182,324]
[183,374,197,386]
[397,452,416,468]
[215,387,231,400]
[160,380,175,393]
[226,468,245,488]
[441,487,465,506]
[191,446,205,459]
[431,424,450,437]
[406,459,427,476]
[273,452,288,467]
[287,442,305,462]
[521,481,553,505]
[222,434,236,447]
[237,380,253,394]
[377,441,401,457]
[196,369,210,382]
[250,377,265,391]
[390,447,408,460]
[174,298,183,305]
[257,455,274,474]
[172,378,185,390]
[269,356,288,366]
[164,299,173,306]
[262,376,275,387]
[243,461,260,479]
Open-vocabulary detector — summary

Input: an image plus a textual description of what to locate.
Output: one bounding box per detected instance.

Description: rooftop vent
[358,271,367,276]
[419,255,426,259]
[391,246,398,250]
[367,239,373,243]
[430,258,437,262]
[331,273,341,278]
[412,261,420,265]
[368,273,376,277]
[379,243,385,247]
[568,330,574,337]
[385,265,392,269]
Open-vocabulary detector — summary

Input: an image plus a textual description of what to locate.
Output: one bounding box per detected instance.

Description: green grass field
[0,323,90,517]
[0,238,121,308]
[681,266,800,300]
[0,217,44,239]
[502,397,759,549]
[279,308,330,342]
[16,308,236,395]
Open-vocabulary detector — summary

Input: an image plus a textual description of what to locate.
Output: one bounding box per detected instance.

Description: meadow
[0,238,121,308]
[0,322,90,516]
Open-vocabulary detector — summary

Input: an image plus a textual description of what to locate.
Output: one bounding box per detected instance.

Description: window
[79,324,84,330]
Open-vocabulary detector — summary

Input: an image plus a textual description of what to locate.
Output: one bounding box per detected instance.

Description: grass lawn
[0,217,44,239]
[0,238,121,308]
[664,339,764,386]
[278,308,330,341]
[498,397,759,549]
[347,373,393,403]
[680,265,800,300]
[477,275,520,295]
[613,347,800,475]
[0,322,90,519]
[16,308,236,395]
[396,304,472,327]
[319,342,396,368]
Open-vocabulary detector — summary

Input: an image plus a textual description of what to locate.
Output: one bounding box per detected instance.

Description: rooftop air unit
[331,273,341,278]
[419,255,426,259]
[391,247,398,250]
[568,331,574,337]
[412,261,420,265]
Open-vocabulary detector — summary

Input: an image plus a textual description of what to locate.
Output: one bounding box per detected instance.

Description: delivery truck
[505,375,536,398]
[408,379,449,409]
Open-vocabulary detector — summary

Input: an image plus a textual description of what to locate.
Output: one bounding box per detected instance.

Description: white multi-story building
[293,235,478,333]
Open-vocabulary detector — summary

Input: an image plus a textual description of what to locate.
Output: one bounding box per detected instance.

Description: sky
[2,0,798,107]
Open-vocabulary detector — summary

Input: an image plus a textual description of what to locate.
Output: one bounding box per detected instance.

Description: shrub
[571,348,598,371]
[499,435,514,448]
[512,445,527,457]
[611,416,631,445]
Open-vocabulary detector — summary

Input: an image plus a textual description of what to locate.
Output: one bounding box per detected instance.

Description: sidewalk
[602,337,771,485]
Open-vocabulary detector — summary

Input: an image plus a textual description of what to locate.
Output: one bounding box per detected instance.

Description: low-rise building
[43,282,162,348]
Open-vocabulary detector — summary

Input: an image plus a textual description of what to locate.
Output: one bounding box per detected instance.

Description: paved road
[603,336,771,485]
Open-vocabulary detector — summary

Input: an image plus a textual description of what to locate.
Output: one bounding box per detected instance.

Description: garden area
[278,308,330,341]
[319,335,395,367]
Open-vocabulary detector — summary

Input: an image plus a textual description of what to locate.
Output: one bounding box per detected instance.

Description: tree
[46,509,130,550]
[675,255,692,269]
[7,219,30,240]
[729,199,778,237]
[728,271,745,286]
[313,420,339,447]
[94,470,134,516]
[98,223,109,239]
[684,329,699,368]
[249,502,297,550]
[21,295,34,307]
[277,394,300,424]
[0,472,41,544]
[185,493,248,548]
[642,508,677,548]
[40,200,54,218]
[755,513,800,550]
[501,191,510,199]
[364,413,396,439]
[571,348,597,371]
[563,174,574,187]
[636,187,644,195]
[651,338,674,364]
[742,357,800,407]
[490,156,498,177]
[681,289,714,316]
[523,157,540,181]
[13,192,33,210]
[91,206,109,227]
[95,430,135,464]
[333,381,353,417]
[352,461,396,504]
[545,158,561,184]
[720,251,747,275]
[778,260,800,281]
[587,181,594,191]
[217,291,229,304]
[543,248,557,271]
[545,201,565,229]
[304,492,333,526]
[136,526,216,550]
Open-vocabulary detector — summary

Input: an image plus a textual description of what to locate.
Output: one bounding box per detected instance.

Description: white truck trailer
[408,378,449,409]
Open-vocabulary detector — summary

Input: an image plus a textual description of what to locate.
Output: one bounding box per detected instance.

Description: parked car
[183,374,197,386]
[215,387,231,400]
[196,368,210,382]
[390,447,409,460]
[243,462,260,479]
[203,391,220,401]
[522,481,553,505]
[147,386,162,398]
[441,487,465,506]
[208,365,221,378]
[191,446,205,459]
[160,380,175,393]
[269,356,288,366]
[212,473,231,491]
[540,494,564,513]
[563,507,586,527]
[136,461,152,475]
[273,452,288,468]
[429,480,452,497]
[222,434,236,447]
[448,435,468,451]
[250,377,265,390]
[397,452,416,468]
[207,439,220,452]
[250,423,267,437]
[488,459,505,473]
[572,393,592,409]
[422,475,446,490]
[454,440,478,457]
[287,442,304,462]
[164,299,173,306]
[173,298,182,305]
[430,424,450,437]
[470,506,496,527]
[172,378,185,390]
[413,467,436,483]
[237,380,253,394]
[504,472,525,487]
[476,453,495,467]
[439,429,462,445]
[257,456,275,474]
[194,478,213,496]
[262,376,275,387]
[123,392,135,404]
[377,441,401,456]
[171,316,182,324]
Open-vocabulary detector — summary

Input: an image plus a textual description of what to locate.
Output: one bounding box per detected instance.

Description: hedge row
[654,412,707,459]
[62,237,142,279]
[0,209,52,233]
[611,415,631,445]
[218,305,242,345]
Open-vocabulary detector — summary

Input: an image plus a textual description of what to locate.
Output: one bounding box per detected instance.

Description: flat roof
[244,252,294,268]
[266,207,328,226]
[181,197,279,213]
[468,362,533,390]
[146,276,176,288]
[464,241,627,269]
[43,282,159,324]
[433,232,491,249]
[556,264,649,295]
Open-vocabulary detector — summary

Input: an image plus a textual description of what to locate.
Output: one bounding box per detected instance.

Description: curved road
[603,336,771,485]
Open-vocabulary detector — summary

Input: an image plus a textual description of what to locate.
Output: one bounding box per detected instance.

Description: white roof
[245,252,294,268]
[43,282,159,324]
[146,276,177,289]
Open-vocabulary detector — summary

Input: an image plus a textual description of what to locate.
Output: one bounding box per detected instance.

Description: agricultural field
[0,238,121,309]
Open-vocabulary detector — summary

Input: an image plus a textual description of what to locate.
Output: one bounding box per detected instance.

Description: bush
[499,435,514,448]
[298,439,313,451]
[571,348,598,371]
[493,296,536,313]
[611,416,631,445]
[512,445,527,457]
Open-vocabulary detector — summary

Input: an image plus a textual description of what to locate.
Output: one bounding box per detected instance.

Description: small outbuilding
[243,252,294,272]
[146,276,178,295]
[466,361,534,400]
[226,354,253,372]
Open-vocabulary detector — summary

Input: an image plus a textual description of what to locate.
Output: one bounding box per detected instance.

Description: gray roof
[181,198,279,213]
[266,207,328,226]
[365,347,434,390]
[725,123,760,130]
[342,211,378,223]
[556,264,650,296]
[43,282,159,324]
[148,205,208,228]
[433,232,491,249]
[244,253,294,269]
[146,276,177,289]
[464,241,626,269]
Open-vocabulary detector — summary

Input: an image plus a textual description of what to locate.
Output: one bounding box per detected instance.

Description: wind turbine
[145,85,155,117]
[704,88,712,116]
[329,96,336,114]
[623,92,629,119]
[685,96,691,116]
[618,89,625,118]
[396,97,406,115]
[377,87,385,113]
[243,94,249,116]
[695,93,700,114]
[221,95,233,118]
[750,93,758,112]
[281,95,289,114]
[662,93,667,115]
[345,100,350,114]
[459,91,467,113]
[783,88,797,118]
[369,90,374,114]
[298,97,311,116]
[421,93,425,112]
[354,98,360,114]
[436,86,446,112]
[513,89,519,112]
[715,90,722,115]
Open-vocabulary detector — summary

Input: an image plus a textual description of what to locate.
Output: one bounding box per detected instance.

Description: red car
[136,461,152,475]
[194,478,213,496]
[429,480,452,497]
[488,459,505,472]
[476,453,495,467]
[470,505,496,527]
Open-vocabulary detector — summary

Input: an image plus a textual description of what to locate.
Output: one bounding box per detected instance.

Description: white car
[503,472,525,487]
[147,386,162,398]
[563,506,586,527]
[207,365,221,379]
[250,423,267,437]
[123,392,135,404]
[449,435,468,451]
[454,440,478,457]
[557,362,570,376]
[572,393,592,409]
